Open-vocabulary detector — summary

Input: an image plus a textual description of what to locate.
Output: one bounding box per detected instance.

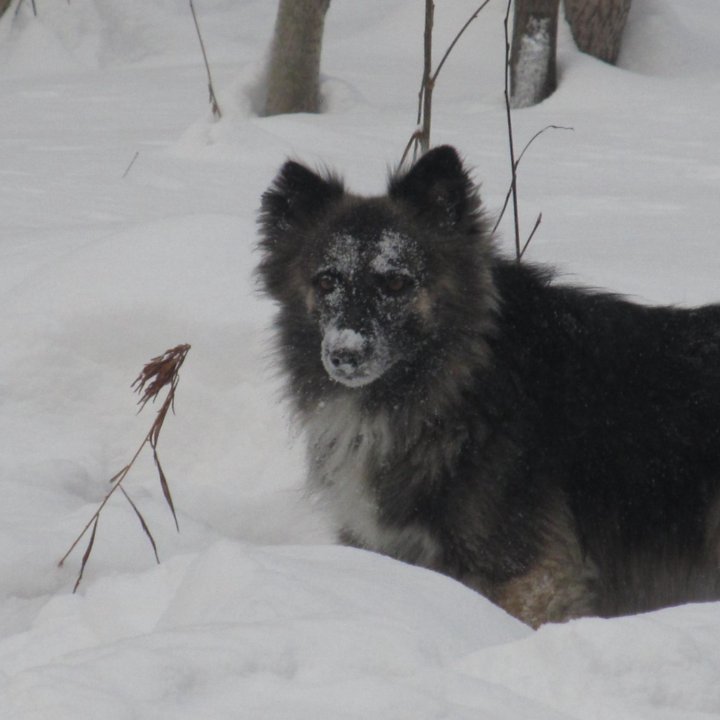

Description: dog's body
[257,146,720,627]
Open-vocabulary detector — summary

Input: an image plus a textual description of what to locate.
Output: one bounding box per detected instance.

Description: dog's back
[489,261,720,618]
[258,145,720,626]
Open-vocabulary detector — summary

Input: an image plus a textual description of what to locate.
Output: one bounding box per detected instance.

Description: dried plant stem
[71,517,98,593]
[58,424,158,570]
[120,487,160,564]
[189,0,222,120]
[418,0,434,155]
[502,0,522,261]
[497,0,573,260]
[122,151,140,179]
[401,0,492,166]
[59,344,190,592]
[13,0,37,18]
[491,124,573,237]
[432,0,492,83]
[519,211,542,260]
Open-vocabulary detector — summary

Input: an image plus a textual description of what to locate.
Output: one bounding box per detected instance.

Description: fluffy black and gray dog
[257,145,720,627]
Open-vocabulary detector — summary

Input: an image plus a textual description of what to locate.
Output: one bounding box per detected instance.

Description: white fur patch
[304,395,441,568]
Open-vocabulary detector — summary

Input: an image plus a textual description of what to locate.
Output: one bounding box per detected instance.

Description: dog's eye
[314,273,337,293]
[380,274,411,295]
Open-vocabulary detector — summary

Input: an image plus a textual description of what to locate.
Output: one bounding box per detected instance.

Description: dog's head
[258,146,493,391]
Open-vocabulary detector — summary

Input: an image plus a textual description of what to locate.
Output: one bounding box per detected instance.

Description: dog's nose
[329,347,362,370]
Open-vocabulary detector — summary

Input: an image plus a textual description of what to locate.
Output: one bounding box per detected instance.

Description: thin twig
[58,462,134,569]
[189,0,222,120]
[519,212,542,260]
[15,0,37,17]
[431,0,493,84]
[399,129,423,168]
[403,0,493,166]
[516,124,573,168]
[122,151,140,179]
[503,0,521,260]
[491,125,573,236]
[419,0,434,156]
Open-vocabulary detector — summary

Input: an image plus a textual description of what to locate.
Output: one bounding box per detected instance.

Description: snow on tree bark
[510,0,560,108]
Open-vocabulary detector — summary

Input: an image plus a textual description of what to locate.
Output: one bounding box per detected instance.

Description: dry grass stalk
[490,124,573,240]
[400,0,492,167]
[59,343,191,592]
[189,0,222,120]
[498,0,574,261]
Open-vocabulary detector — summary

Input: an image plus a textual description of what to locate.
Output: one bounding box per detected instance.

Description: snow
[0,0,719,718]
[371,230,411,274]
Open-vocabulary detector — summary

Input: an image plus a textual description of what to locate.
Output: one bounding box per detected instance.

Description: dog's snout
[329,347,362,370]
[321,327,388,387]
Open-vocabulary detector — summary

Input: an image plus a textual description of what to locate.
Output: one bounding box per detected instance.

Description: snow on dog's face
[310,222,426,387]
[258,146,491,391]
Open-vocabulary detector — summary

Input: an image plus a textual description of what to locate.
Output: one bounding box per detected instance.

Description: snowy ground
[0,1,719,718]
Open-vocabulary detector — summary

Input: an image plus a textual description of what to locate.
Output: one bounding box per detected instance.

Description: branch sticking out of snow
[189,0,222,120]
[58,344,191,592]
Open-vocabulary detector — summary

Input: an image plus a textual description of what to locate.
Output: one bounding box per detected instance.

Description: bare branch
[419,0,434,155]
[189,0,222,120]
[404,0,493,163]
[431,0,493,84]
[519,212,542,260]
[122,151,140,179]
[399,130,423,169]
[515,124,573,169]
[492,125,573,236]
[502,0,521,260]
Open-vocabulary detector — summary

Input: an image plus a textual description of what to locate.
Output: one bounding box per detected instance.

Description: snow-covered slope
[0,1,719,717]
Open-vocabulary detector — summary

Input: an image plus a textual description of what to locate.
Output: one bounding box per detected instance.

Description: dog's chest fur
[304,395,442,569]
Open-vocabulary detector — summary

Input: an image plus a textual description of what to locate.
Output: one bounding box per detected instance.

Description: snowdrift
[0,1,719,718]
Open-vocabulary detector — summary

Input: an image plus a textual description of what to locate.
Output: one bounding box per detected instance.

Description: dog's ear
[389,145,477,227]
[260,160,344,234]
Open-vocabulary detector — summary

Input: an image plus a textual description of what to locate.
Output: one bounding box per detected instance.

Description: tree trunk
[0,0,13,18]
[263,0,331,116]
[564,0,632,65]
[510,0,561,108]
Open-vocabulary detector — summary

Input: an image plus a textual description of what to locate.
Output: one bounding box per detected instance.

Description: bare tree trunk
[510,0,560,108]
[263,0,331,116]
[564,0,632,65]
[0,0,13,18]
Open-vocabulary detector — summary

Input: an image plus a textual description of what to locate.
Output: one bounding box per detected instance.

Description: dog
[257,145,720,627]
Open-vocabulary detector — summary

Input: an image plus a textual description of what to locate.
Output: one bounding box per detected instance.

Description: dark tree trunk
[263,0,331,116]
[510,0,561,108]
[564,0,632,65]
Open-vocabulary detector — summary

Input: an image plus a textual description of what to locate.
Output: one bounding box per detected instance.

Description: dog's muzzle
[321,327,388,388]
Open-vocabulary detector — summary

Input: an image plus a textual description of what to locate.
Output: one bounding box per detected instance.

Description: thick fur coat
[257,145,720,627]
